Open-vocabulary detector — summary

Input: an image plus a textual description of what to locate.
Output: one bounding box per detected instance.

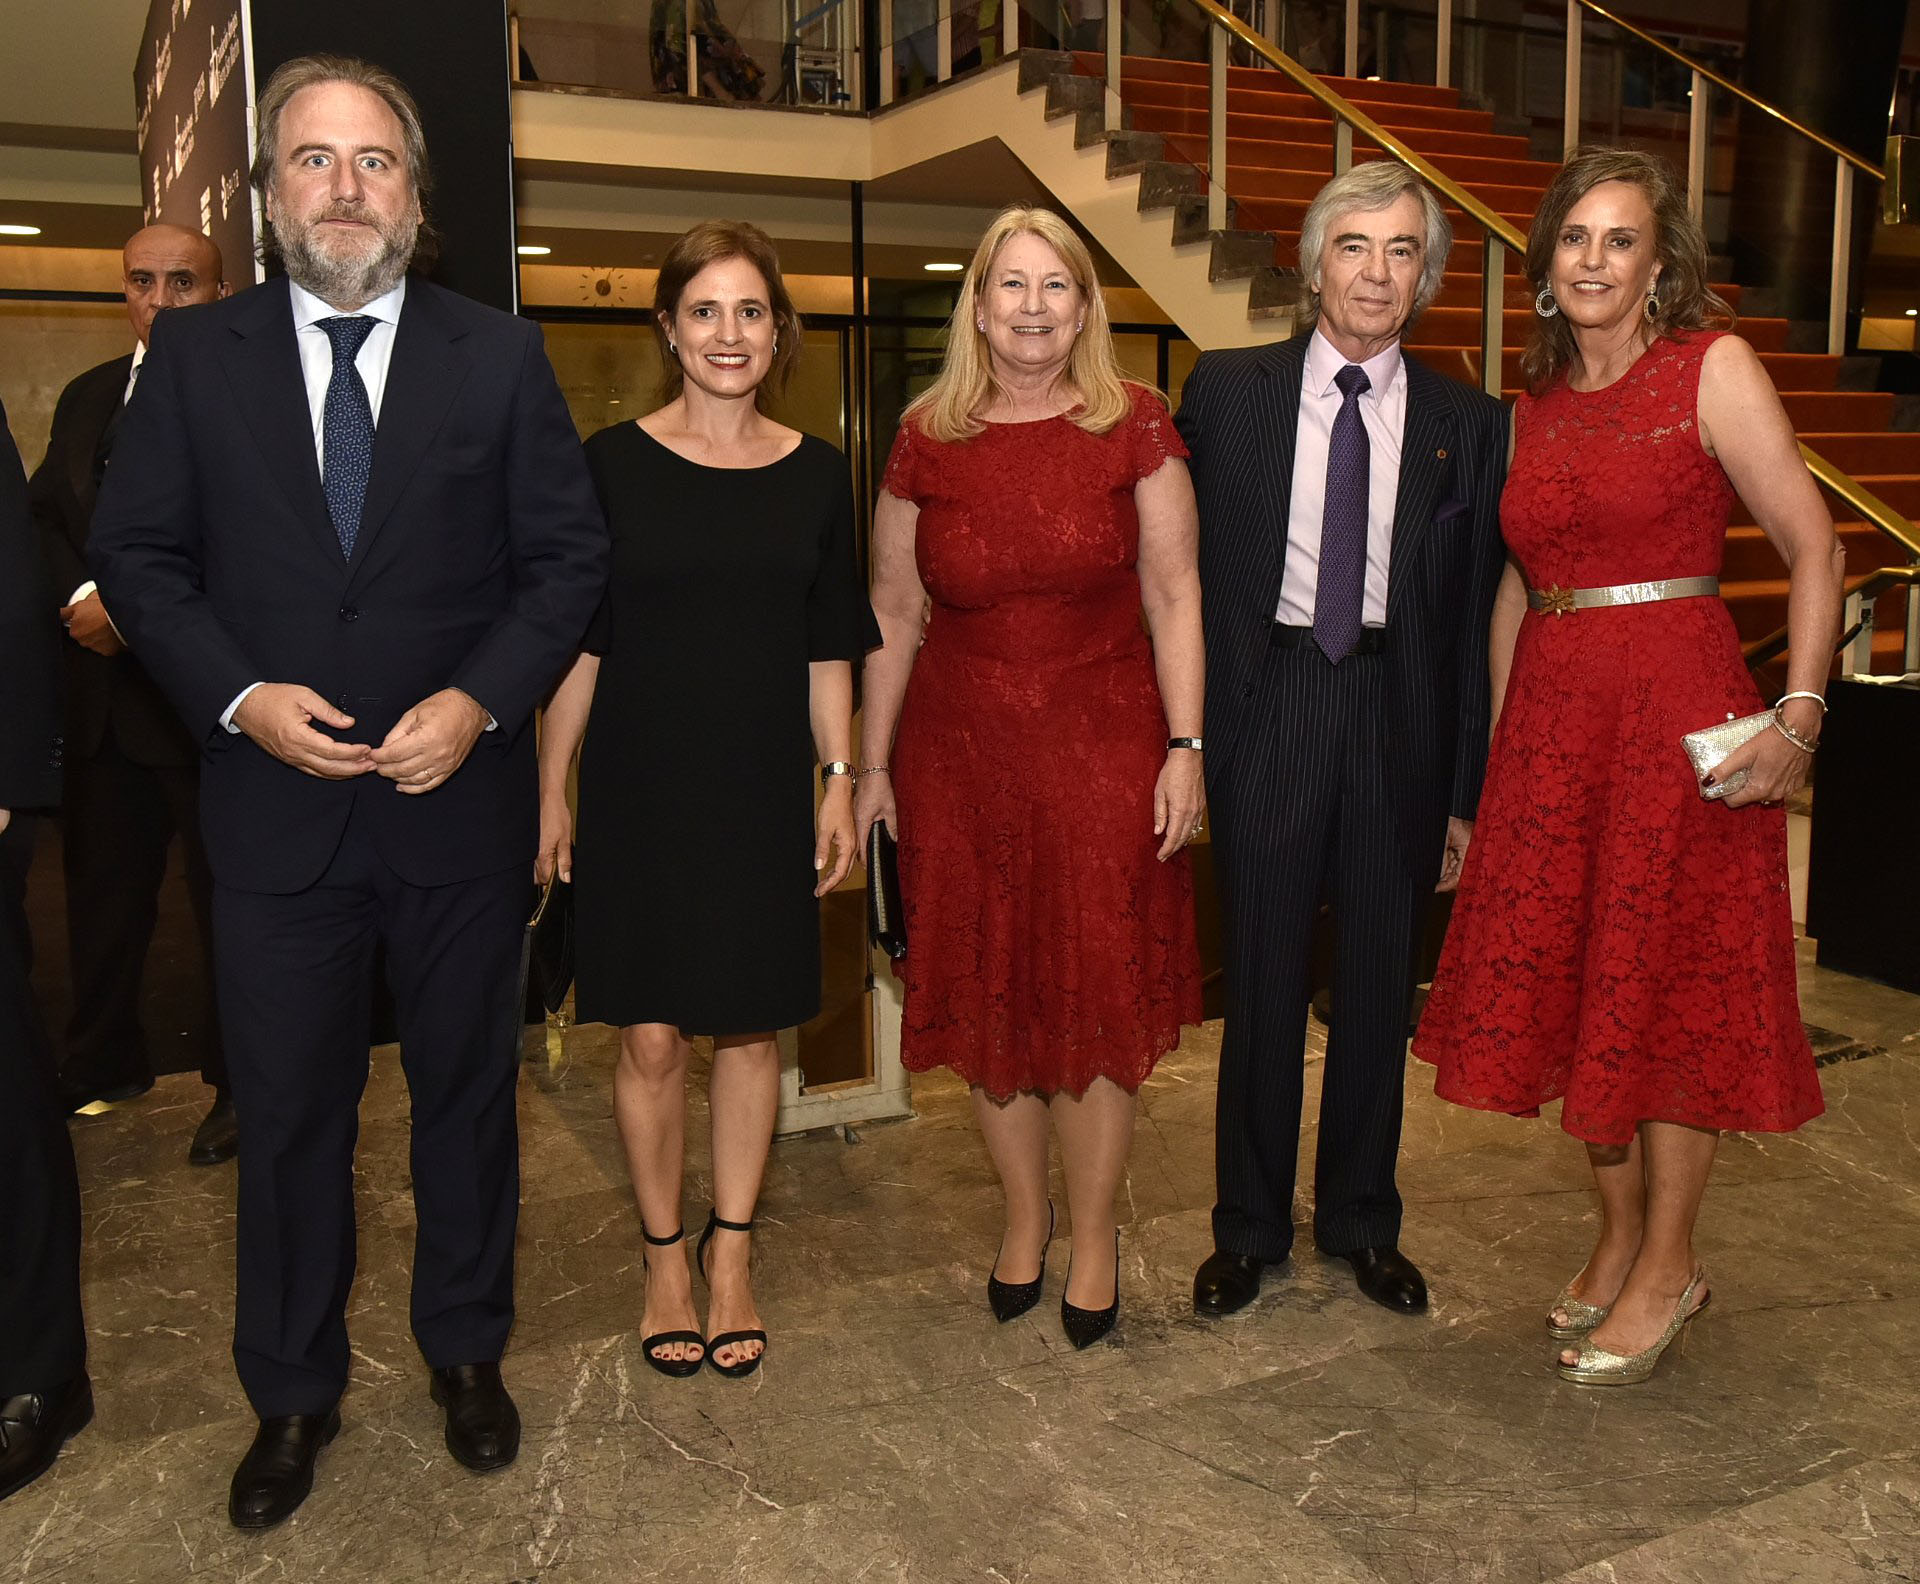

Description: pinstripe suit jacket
[1176,331,1508,888]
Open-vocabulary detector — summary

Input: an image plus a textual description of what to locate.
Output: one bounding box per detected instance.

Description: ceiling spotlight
[0,223,43,237]
[924,261,964,273]
[517,244,552,257]
[1907,308,1918,318]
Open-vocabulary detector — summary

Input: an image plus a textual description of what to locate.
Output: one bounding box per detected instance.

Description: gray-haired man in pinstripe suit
[1176,162,1508,1318]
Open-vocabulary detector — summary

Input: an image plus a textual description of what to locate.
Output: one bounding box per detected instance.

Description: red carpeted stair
[1082,52,1915,671]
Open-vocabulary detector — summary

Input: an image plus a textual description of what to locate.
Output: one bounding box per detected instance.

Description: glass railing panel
[517,0,865,107]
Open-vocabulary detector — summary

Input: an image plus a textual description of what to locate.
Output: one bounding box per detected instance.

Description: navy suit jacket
[30,352,202,768]
[1176,331,1508,887]
[89,275,609,894]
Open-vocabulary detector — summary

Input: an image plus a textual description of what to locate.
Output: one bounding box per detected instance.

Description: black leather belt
[1271,622,1388,655]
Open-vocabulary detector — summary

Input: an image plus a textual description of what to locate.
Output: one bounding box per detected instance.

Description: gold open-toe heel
[1556,1270,1709,1387]
[1545,1283,1611,1342]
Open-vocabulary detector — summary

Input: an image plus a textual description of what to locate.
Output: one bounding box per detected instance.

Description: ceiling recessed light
[924,261,964,273]
[0,223,43,237]
[517,244,552,257]
[1907,308,1917,318]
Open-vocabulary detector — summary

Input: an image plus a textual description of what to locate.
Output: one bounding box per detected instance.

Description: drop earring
[1644,288,1661,321]
[1534,286,1558,318]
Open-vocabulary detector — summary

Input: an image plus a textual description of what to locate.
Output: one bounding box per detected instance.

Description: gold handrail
[1178,0,1525,253]
[1800,446,1920,562]
[1156,0,1920,623]
[1573,1,1883,181]
[1744,563,1918,668]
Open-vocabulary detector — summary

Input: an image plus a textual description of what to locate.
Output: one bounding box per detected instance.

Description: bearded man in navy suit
[91,54,608,1528]
[1177,161,1507,1321]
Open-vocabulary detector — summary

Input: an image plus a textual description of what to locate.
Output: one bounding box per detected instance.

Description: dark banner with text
[136,0,255,288]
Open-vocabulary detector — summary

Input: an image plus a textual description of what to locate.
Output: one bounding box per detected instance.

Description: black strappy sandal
[695,1210,768,1379]
[639,1225,706,1379]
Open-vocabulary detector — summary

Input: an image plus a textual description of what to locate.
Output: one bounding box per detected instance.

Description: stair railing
[1744,464,1920,676]
[1562,1,1884,361]
[1132,0,1524,398]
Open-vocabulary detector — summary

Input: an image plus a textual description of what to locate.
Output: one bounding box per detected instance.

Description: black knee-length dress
[573,424,879,1034]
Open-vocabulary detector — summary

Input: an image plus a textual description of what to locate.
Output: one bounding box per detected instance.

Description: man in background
[30,223,235,1165]
[0,400,91,1504]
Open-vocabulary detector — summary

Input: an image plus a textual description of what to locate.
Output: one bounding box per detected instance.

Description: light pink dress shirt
[1276,326,1407,629]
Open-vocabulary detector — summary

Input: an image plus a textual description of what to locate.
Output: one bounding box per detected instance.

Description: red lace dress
[1413,331,1822,1146]
[881,386,1204,1098]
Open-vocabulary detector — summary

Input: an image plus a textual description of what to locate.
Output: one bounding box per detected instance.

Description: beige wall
[1,300,130,476]
[539,319,847,445]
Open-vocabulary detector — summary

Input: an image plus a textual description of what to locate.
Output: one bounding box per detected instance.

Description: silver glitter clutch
[1681,708,1776,800]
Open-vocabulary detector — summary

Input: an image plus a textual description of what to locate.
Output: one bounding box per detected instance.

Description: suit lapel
[1386,356,1456,623]
[1257,335,1307,566]
[347,277,470,580]
[220,278,339,562]
[74,356,133,517]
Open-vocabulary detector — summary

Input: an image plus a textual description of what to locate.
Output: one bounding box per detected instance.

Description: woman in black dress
[537,221,876,1379]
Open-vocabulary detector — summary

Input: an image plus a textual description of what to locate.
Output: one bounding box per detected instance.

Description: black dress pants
[60,736,226,1091]
[1207,640,1425,1262]
[0,815,86,1394]
[213,814,526,1418]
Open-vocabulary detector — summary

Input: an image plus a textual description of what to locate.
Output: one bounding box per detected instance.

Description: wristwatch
[820,760,855,785]
[1167,737,1204,752]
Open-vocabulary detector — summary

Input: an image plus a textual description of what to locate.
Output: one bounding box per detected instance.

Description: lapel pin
[1436,447,1448,459]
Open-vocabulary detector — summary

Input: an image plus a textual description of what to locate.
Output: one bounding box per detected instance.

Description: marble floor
[4,955,1918,1584]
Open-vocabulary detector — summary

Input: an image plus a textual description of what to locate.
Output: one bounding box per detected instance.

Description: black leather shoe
[228,1410,339,1529]
[0,1376,94,1504]
[1341,1246,1429,1314]
[58,1070,153,1115]
[188,1092,239,1165]
[1193,1249,1269,1317]
[429,1364,519,1472]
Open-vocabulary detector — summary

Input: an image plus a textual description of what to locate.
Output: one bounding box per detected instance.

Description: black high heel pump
[1060,1231,1121,1350]
[988,1203,1055,1323]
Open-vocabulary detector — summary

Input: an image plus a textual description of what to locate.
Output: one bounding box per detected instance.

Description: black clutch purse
[526,876,576,1015]
[866,822,907,960]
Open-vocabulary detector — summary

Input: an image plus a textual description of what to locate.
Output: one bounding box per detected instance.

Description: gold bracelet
[1771,714,1818,754]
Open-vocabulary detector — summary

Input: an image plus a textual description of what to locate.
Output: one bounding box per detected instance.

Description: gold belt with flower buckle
[1526,576,1720,616]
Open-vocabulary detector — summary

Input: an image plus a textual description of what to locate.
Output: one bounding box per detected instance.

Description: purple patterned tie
[1313,363,1371,664]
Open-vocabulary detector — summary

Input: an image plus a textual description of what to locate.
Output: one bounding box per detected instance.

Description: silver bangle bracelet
[1776,690,1828,714]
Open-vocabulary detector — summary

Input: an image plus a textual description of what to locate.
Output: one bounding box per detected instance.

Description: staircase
[1026,49,1914,673]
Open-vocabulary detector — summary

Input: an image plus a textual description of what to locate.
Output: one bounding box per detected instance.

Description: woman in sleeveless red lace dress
[1414,150,1844,1385]
[854,209,1205,1349]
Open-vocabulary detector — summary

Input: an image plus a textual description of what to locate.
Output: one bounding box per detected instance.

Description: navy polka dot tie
[1313,362,1371,664]
[319,315,377,557]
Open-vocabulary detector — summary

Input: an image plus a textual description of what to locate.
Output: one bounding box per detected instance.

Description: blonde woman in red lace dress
[1415,149,1845,1385]
[853,207,1205,1349]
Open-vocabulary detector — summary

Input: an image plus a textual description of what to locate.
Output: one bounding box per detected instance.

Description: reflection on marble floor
[5,961,1919,1583]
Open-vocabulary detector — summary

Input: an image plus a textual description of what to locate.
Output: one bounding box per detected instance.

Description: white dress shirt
[1276,326,1407,629]
[221,280,406,732]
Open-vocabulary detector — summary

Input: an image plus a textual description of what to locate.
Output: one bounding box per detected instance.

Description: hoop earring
[1644,291,1661,322]
[772,337,779,353]
[667,340,677,355]
[1534,286,1559,319]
